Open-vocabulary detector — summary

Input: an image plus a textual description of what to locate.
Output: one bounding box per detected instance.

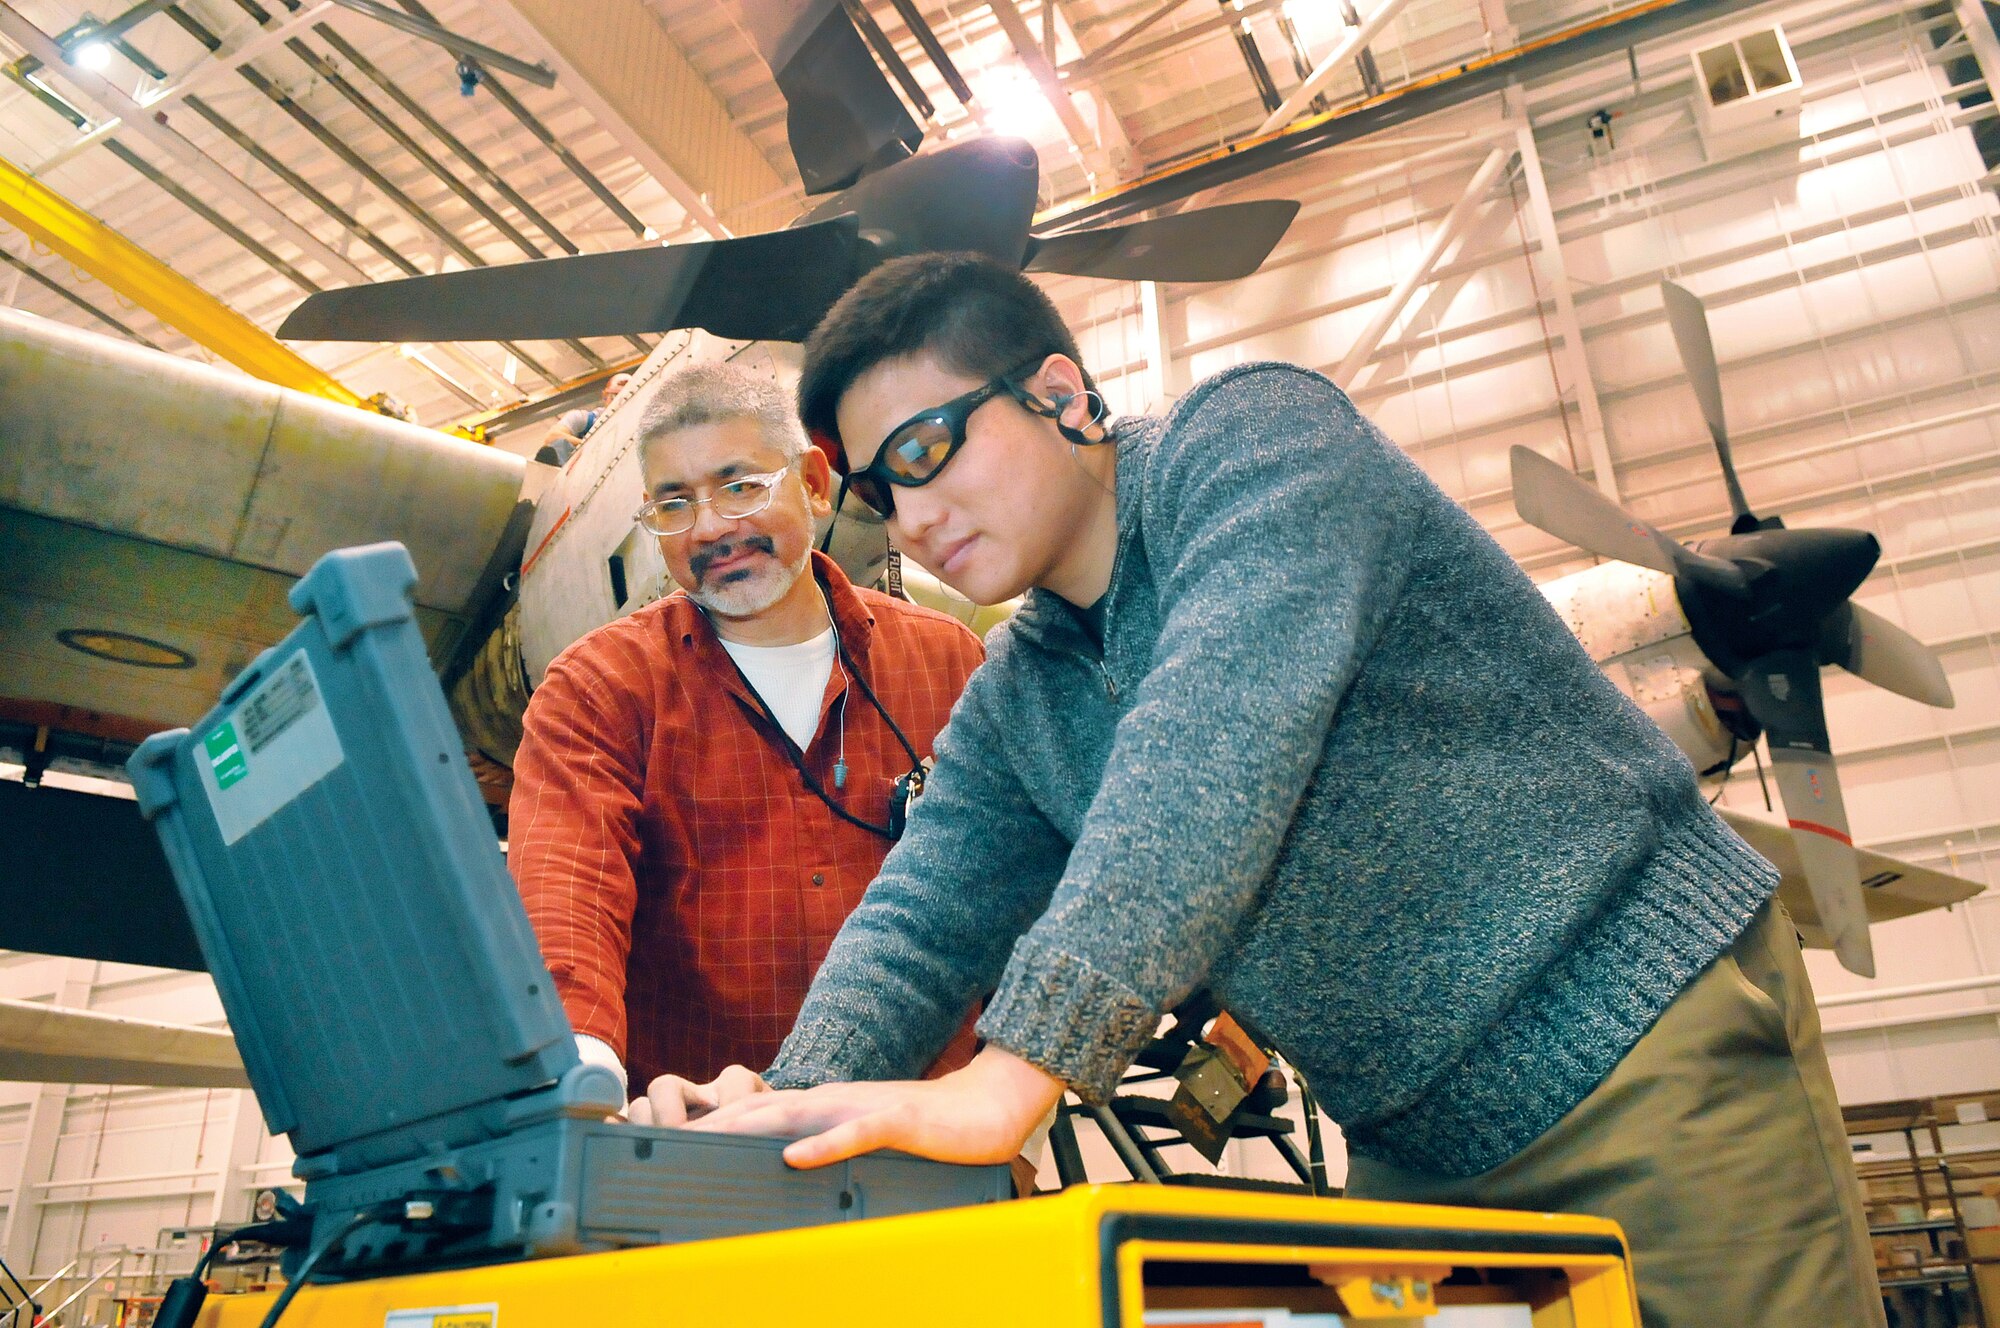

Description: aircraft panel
[1,509,467,730]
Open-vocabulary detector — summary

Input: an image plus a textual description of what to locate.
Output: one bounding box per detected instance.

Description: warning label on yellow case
[385,1304,496,1328]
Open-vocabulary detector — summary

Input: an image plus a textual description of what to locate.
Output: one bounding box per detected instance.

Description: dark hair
[798,252,1090,467]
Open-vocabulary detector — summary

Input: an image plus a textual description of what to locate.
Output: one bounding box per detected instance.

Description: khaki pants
[1347,898,1885,1328]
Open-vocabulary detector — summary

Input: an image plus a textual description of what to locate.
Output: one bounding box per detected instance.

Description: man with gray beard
[507,362,984,1118]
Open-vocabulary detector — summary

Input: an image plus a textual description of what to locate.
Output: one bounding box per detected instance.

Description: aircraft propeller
[1509,281,1955,977]
[278,0,1299,347]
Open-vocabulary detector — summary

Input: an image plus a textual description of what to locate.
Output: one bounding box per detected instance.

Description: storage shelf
[1880,1268,1974,1289]
[1849,1091,1999,1327]
[1874,1218,1962,1235]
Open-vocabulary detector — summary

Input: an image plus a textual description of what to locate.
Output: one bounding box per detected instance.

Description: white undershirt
[720,627,837,751]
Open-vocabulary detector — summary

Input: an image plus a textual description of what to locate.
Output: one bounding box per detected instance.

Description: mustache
[689,534,776,580]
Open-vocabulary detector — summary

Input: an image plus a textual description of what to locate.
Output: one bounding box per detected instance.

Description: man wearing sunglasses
[507,362,984,1124]
[669,256,1882,1328]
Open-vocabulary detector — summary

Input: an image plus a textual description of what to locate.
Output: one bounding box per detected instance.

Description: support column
[1138,280,1175,410]
[1,961,93,1280]
[1511,119,1621,501]
[206,1089,274,1229]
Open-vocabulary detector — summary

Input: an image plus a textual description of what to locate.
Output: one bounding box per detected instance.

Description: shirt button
[811,872,826,887]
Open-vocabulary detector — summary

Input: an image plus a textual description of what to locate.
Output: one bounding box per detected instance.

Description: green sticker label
[198,651,346,846]
[203,722,248,789]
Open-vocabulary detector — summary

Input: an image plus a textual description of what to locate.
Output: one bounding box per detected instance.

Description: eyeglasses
[633,463,794,536]
[840,362,1046,519]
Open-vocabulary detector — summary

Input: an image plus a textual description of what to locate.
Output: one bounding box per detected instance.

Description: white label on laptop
[386,1304,496,1328]
[197,650,346,845]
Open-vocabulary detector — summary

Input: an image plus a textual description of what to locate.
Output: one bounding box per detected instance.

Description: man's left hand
[686,1044,1065,1170]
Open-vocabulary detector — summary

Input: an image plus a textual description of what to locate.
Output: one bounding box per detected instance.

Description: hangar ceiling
[0,0,1639,429]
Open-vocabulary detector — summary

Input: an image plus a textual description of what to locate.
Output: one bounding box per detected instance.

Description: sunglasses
[838,362,1049,520]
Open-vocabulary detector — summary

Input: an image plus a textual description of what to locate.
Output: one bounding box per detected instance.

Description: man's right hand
[627,1064,771,1127]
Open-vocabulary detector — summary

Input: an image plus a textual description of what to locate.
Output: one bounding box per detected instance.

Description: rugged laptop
[128,542,1009,1278]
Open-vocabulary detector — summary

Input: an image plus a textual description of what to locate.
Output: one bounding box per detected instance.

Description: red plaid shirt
[509,553,984,1092]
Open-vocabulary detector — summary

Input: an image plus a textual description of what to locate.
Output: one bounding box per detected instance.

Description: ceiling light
[70,39,112,72]
[973,65,1057,142]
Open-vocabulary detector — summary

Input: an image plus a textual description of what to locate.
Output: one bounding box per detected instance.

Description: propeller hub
[800,136,1042,267]
[1678,526,1879,675]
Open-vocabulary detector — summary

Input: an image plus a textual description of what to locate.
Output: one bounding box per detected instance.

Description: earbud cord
[1040,386,1116,500]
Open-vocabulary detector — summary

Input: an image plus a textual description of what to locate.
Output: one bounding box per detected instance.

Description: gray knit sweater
[766,362,1778,1177]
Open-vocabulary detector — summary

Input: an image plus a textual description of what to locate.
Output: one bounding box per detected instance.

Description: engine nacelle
[1539,562,1737,774]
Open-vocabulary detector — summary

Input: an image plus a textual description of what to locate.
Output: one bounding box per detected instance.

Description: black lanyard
[700,577,925,841]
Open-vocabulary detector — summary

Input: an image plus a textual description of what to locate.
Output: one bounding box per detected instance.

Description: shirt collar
[669,549,875,699]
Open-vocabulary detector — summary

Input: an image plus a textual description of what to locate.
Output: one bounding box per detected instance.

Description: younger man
[682,255,1882,1328]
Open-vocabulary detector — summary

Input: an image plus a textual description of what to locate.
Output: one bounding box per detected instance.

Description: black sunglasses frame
[837,361,1054,520]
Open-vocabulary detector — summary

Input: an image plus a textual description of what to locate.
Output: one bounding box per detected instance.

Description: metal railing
[1,1248,131,1328]
[39,1252,126,1327]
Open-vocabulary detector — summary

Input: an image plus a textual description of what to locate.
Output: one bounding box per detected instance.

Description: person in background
[535,370,633,466]
[507,361,985,1120]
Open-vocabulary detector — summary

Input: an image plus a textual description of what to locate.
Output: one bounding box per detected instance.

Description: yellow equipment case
[197,1185,1639,1328]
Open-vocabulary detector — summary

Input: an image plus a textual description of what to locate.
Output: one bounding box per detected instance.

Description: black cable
[154,1216,313,1328]
[1708,736,1740,806]
[702,570,925,842]
[840,631,925,768]
[192,1238,226,1284]
[815,480,849,555]
[1294,1069,1330,1197]
[256,1210,377,1328]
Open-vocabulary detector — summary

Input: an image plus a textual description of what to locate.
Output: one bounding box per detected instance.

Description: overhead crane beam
[0,154,364,407]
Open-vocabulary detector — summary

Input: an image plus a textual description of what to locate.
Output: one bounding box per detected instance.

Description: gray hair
[635,361,810,463]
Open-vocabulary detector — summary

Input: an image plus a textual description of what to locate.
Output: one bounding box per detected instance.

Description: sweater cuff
[764,1018,861,1090]
[977,938,1156,1105]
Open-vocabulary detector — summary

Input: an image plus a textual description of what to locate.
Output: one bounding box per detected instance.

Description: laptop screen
[131,543,578,1164]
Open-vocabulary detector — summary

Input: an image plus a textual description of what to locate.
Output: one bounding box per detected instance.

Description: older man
[507,362,983,1118]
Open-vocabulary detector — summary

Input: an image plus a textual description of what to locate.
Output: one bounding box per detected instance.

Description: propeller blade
[278,219,870,344]
[1660,280,1754,525]
[1509,446,1682,575]
[739,0,921,193]
[1736,649,1874,977]
[1836,602,1956,709]
[1025,201,1301,283]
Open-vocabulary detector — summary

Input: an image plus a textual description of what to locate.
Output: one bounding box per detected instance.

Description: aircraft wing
[0,997,246,1089]
[1,308,532,967]
[1,308,529,741]
[1717,805,1982,946]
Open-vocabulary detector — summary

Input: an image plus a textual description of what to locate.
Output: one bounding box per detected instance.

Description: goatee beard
[688,536,813,618]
